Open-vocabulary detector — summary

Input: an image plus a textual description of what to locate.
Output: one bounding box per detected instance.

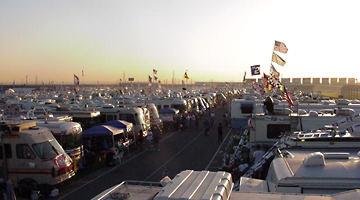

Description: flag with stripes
[270,64,280,78]
[274,40,288,54]
[283,87,294,108]
[272,52,286,66]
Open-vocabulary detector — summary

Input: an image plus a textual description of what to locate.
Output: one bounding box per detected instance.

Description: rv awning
[82,125,124,137]
[102,120,133,132]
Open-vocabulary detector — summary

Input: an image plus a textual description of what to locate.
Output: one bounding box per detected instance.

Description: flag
[252,82,265,95]
[283,87,294,108]
[148,75,152,83]
[274,40,288,54]
[268,76,282,89]
[262,73,270,88]
[74,74,80,85]
[184,72,190,80]
[270,64,280,78]
[251,65,260,76]
[82,70,84,77]
[272,52,286,66]
[243,71,246,82]
[247,116,255,130]
[153,69,158,74]
[153,75,158,81]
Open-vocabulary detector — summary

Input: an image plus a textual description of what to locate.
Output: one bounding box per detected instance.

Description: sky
[1,0,360,85]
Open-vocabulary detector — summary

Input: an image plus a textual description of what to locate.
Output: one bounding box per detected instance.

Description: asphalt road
[53,107,232,200]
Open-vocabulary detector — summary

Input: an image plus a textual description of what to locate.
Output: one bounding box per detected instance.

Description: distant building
[338,78,347,85]
[302,78,311,84]
[322,78,329,85]
[313,78,320,84]
[330,78,338,85]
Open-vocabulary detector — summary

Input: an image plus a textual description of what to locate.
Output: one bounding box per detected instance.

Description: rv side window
[267,124,291,139]
[16,144,36,159]
[241,103,253,114]
[0,144,12,159]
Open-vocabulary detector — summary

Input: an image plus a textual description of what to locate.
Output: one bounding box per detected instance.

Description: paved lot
[52,107,232,200]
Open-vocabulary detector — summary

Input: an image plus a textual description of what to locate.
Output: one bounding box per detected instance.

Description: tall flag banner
[153,69,158,74]
[251,65,260,76]
[274,41,288,54]
[184,71,190,80]
[283,87,294,108]
[74,74,80,85]
[148,75,152,83]
[119,79,122,86]
[243,71,246,82]
[153,75,158,81]
[270,64,280,78]
[82,70,84,77]
[272,52,286,66]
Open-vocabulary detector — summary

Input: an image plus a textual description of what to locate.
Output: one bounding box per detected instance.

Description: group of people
[137,125,162,152]
[221,144,267,182]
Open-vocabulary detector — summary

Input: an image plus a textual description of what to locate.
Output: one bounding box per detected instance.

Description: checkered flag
[268,76,282,89]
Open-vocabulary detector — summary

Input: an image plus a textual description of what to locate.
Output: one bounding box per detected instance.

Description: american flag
[274,40,288,54]
[283,87,294,108]
[153,69,158,74]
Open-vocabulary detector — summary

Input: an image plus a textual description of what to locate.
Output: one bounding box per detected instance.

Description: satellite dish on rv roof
[264,96,274,114]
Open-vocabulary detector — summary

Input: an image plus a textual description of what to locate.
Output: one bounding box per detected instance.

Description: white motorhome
[0,121,75,198]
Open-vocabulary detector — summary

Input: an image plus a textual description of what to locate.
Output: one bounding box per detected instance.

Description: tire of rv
[18,178,38,198]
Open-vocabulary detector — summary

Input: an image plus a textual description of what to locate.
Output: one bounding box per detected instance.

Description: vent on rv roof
[303,152,325,167]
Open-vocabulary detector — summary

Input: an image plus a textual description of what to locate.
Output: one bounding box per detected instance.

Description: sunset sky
[1,0,360,84]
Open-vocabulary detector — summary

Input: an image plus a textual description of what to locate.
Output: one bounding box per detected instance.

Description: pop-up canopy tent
[102,120,133,132]
[82,125,124,152]
[101,120,135,145]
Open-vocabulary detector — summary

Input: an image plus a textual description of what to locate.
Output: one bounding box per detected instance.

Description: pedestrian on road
[203,119,210,135]
[217,123,223,143]
[162,166,169,179]
[146,129,153,151]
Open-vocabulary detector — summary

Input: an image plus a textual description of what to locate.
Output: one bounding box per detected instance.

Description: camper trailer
[0,121,75,197]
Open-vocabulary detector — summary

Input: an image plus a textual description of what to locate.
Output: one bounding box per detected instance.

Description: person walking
[146,129,153,151]
[217,123,223,143]
[203,119,210,135]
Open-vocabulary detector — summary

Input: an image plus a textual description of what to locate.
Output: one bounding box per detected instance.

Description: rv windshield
[61,133,82,150]
[32,139,65,160]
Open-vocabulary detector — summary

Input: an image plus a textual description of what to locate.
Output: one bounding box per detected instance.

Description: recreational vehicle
[0,121,75,197]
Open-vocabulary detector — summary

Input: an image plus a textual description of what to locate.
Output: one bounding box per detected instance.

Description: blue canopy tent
[101,120,135,147]
[102,120,133,132]
[82,125,124,152]
[159,108,179,123]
